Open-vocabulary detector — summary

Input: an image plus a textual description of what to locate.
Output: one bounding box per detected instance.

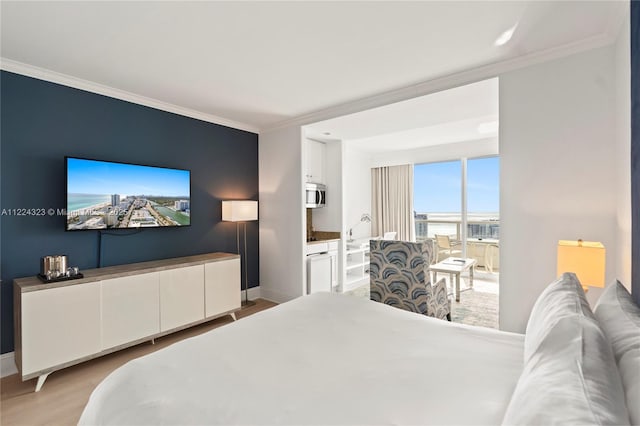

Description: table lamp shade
[557,240,605,288]
[222,200,258,222]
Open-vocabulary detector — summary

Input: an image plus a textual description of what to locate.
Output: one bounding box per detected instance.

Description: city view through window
[414,157,499,242]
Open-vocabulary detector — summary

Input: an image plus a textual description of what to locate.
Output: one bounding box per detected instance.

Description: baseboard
[1,352,18,378]
[247,285,261,301]
[259,287,295,304]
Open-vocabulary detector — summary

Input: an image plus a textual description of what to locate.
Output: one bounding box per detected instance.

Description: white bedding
[80,293,524,425]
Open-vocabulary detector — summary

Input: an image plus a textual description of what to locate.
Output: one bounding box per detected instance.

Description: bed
[80,274,638,426]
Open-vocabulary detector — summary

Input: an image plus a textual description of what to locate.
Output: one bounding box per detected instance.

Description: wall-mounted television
[66,157,191,231]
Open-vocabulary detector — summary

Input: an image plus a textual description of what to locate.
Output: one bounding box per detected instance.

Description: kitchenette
[304,133,373,296]
[306,203,340,294]
[305,137,343,295]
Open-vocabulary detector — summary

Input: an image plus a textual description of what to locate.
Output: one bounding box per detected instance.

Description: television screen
[66,157,191,231]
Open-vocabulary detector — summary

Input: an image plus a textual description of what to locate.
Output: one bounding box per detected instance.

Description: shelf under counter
[343,243,370,292]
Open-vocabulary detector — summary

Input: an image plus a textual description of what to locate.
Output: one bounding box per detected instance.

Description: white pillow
[502,315,629,425]
[524,272,594,362]
[594,281,640,425]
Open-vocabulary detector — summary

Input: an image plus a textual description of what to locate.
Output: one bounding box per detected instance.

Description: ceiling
[0,1,626,132]
[305,78,498,152]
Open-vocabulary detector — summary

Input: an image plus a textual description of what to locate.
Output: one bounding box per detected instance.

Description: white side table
[429,257,477,302]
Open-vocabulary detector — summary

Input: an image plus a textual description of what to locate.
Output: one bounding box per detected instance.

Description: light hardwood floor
[1,299,277,426]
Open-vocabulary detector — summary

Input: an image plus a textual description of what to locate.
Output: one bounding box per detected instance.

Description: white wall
[259,126,306,302]
[343,143,373,239]
[369,137,498,168]
[259,39,629,320]
[614,13,632,289]
[500,45,619,332]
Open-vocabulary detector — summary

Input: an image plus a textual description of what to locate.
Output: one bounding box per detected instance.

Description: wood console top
[15,252,240,292]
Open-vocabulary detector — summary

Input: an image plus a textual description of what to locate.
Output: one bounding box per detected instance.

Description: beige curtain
[371,164,415,241]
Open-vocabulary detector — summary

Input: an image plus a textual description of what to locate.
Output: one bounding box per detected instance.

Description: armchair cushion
[428,278,450,320]
[369,240,450,320]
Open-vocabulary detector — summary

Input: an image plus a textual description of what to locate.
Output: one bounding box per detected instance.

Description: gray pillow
[524,272,594,363]
[503,315,629,425]
[594,281,640,425]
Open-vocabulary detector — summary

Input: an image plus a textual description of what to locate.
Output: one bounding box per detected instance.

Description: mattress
[80,292,524,425]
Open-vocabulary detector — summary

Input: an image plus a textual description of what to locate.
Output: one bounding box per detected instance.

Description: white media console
[13,252,240,392]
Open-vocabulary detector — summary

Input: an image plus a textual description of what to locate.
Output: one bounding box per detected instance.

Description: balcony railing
[415,218,500,241]
[415,218,500,271]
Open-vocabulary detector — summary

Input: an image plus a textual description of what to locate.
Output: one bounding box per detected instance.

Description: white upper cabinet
[305,139,326,184]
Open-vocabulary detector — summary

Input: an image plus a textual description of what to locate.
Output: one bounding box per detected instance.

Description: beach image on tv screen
[66,158,191,230]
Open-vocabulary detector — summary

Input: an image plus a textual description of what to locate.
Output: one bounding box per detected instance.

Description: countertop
[306,238,340,245]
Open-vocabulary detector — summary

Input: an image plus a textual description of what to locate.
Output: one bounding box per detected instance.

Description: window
[413,156,500,251]
[467,157,500,239]
[414,160,461,241]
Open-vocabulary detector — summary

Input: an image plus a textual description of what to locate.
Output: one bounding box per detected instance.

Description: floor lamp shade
[557,240,605,288]
[222,200,258,222]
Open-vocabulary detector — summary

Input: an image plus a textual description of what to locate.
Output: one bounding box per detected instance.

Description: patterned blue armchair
[369,239,451,321]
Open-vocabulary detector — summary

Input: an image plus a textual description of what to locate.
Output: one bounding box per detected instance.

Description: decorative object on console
[38,255,83,282]
[222,200,258,307]
[557,240,605,289]
[347,213,371,242]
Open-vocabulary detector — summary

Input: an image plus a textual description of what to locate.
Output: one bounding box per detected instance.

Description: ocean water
[67,194,111,211]
[426,223,458,237]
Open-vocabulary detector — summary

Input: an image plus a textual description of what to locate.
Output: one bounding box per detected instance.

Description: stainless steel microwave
[305,183,326,208]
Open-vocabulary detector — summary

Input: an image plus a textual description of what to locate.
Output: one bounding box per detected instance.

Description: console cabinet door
[205,259,240,318]
[159,265,205,331]
[101,273,160,349]
[21,282,101,376]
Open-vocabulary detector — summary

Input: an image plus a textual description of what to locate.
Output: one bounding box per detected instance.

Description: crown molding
[262,32,617,134]
[0,58,259,134]
[1,24,621,137]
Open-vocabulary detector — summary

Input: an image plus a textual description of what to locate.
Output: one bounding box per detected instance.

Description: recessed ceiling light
[495,23,518,46]
[477,121,499,134]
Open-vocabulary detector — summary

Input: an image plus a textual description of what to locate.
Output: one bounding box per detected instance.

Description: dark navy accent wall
[632,0,639,305]
[0,71,259,354]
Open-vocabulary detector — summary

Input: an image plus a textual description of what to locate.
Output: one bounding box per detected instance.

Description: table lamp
[222,200,258,306]
[348,213,371,242]
[557,239,605,291]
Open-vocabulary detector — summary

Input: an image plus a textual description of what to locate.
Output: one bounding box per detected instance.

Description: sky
[414,157,499,213]
[67,158,190,197]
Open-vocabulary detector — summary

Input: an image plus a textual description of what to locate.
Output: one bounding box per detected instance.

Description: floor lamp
[222,200,258,307]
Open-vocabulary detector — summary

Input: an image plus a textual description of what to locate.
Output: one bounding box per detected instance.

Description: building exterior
[175,200,190,211]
